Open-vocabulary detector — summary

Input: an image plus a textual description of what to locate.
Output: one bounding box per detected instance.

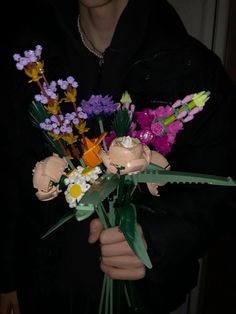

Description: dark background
[3,1,236,314]
[201,1,236,313]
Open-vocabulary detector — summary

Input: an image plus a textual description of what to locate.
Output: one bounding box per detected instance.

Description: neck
[79,0,128,53]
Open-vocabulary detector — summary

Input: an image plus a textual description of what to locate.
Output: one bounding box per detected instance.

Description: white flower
[81,166,102,183]
[65,181,90,208]
[64,166,101,208]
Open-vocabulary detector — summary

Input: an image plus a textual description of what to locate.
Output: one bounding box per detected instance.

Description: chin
[79,0,113,9]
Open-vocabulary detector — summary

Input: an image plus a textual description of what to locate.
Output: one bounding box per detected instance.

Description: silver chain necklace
[77,15,104,60]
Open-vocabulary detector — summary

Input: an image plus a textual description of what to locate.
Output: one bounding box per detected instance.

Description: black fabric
[1,0,236,313]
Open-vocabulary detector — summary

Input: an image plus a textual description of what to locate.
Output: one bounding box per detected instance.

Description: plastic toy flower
[15,44,235,314]
[64,166,102,208]
[130,91,210,155]
[13,45,44,82]
[81,95,117,117]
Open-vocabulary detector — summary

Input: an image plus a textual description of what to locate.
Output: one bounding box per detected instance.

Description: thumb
[13,303,21,314]
[88,218,103,244]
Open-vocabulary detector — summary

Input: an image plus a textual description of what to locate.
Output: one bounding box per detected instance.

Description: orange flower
[82,133,107,167]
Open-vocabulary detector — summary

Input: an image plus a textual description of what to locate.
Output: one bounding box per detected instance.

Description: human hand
[0,291,21,314]
[88,218,146,280]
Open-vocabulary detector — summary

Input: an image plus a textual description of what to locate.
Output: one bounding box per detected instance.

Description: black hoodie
[1,1,236,313]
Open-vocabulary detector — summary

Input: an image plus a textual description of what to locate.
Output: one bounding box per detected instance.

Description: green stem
[163,100,196,125]
[98,116,108,151]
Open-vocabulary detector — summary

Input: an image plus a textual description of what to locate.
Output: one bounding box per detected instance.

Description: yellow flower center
[82,167,93,176]
[69,184,82,198]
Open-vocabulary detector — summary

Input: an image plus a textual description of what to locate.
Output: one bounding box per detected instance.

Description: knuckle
[134,258,143,267]
[136,267,146,279]
[109,268,117,279]
[100,261,107,273]
[99,231,107,244]
[101,256,108,266]
[100,244,107,257]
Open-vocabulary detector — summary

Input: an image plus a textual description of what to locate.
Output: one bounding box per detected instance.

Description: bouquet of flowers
[13,45,236,314]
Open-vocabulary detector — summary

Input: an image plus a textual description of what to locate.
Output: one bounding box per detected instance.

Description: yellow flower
[63,133,78,145]
[64,168,91,208]
[75,121,89,134]
[192,91,210,107]
[46,99,60,115]
[25,61,44,82]
[48,132,62,141]
[120,91,132,105]
[63,88,77,103]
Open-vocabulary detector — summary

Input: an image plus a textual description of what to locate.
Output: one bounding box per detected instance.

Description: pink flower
[137,130,154,144]
[135,110,154,129]
[130,122,137,131]
[172,99,182,108]
[154,105,173,118]
[105,131,116,148]
[167,120,183,135]
[167,133,176,144]
[183,115,194,122]
[151,135,172,155]
[177,111,187,119]
[181,94,193,103]
[151,121,165,135]
[189,106,203,115]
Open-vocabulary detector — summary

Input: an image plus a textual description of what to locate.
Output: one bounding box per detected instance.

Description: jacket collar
[50,0,188,98]
[51,0,187,58]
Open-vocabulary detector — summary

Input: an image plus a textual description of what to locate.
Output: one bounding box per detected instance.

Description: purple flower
[34,94,48,104]
[81,95,116,118]
[57,77,78,90]
[13,45,42,70]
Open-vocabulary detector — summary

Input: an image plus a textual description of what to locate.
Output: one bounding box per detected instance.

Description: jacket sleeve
[0,116,21,292]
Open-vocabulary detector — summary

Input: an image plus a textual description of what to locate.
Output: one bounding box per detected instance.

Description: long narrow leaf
[41,210,75,239]
[117,203,152,268]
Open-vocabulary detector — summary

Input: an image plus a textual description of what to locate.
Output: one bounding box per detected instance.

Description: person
[1,0,236,313]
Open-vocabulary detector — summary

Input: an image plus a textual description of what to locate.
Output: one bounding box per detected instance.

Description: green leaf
[29,101,75,168]
[29,101,49,126]
[41,210,75,239]
[112,108,131,137]
[78,173,119,206]
[117,203,152,268]
[75,203,95,221]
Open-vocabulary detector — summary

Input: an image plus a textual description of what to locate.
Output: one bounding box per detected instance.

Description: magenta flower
[135,109,154,129]
[151,121,165,136]
[151,135,172,155]
[166,120,183,135]
[105,131,116,148]
[154,105,173,118]
[167,133,176,144]
[136,130,154,145]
